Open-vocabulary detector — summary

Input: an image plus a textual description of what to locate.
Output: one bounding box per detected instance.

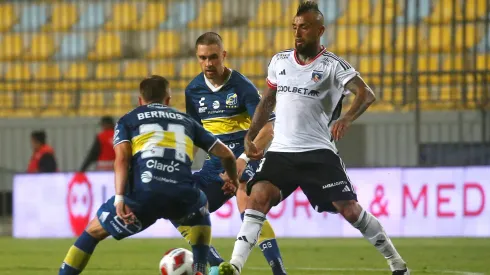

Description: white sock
[230,209,266,272]
[352,209,406,271]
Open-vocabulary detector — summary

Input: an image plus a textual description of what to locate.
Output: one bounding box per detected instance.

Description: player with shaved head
[219,1,410,274]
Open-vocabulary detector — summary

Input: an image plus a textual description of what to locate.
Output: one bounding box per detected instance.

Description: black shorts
[247,149,357,213]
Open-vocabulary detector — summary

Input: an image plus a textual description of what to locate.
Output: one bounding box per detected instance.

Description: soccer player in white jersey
[219,1,410,275]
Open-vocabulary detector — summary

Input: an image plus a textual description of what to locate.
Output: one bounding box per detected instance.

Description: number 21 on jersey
[135,123,187,162]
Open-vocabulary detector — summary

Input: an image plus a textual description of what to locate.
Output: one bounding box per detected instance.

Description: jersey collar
[204,67,233,92]
[293,46,326,66]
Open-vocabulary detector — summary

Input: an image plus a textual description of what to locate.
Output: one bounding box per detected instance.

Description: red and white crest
[67,173,93,236]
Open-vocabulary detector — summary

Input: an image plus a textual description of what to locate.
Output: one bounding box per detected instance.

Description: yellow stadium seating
[43,3,78,31]
[51,92,74,109]
[187,1,223,29]
[457,0,488,20]
[114,92,133,108]
[177,60,201,89]
[134,3,166,30]
[147,31,180,58]
[21,93,44,109]
[220,29,239,55]
[426,0,463,24]
[0,4,16,32]
[31,63,61,90]
[439,87,462,102]
[249,0,283,28]
[384,57,410,84]
[417,56,441,84]
[1,63,31,91]
[358,27,392,54]
[392,26,422,54]
[476,54,490,82]
[88,33,122,60]
[116,61,149,90]
[454,25,479,52]
[441,55,467,84]
[151,62,177,78]
[0,92,13,117]
[328,27,359,54]
[425,26,451,53]
[105,3,138,31]
[240,60,265,77]
[270,29,292,54]
[381,88,403,104]
[336,0,371,25]
[358,57,382,85]
[0,34,23,60]
[82,62,120,90]
[55,63,88,91]
[238,30,269,57]
[170,92,185,111]
[79,92,105,116]
[366,0,401,24]
[279,1,300,27]
[23,34,55,61]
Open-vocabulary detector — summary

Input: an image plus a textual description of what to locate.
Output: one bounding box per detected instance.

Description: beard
[295,41,319,57]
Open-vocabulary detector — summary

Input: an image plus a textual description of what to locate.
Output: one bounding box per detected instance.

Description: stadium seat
[238,30,269,57]
[425,26,478,53]
[318,0,341,24]
[2,63,31,91]
[425,0,462,24]
[80,92,105,109]
[399,0,431,23]
[43,3,78,31]
[73,3,105,30]
[88,33,122,60]
[249,0,283,28]
[147,31,180,58]
[160,1,196,29]
[57,34,88,59]
[454,25,479,52]
[365,0,401,24]
[358,27,392,54]
[278,1,300,27]
[328,27,359,54]
[105,3,138,31]
[51,92,74,109]
[14,4,49,31]
[134,3,166,30]
[384,57,410,84]
[32,63,61,90]
[381,87,404,105]
[417,56,441,84]
[240,60,266,77]
[220,29,240,55]
[392,26,424,54]
[23,34,56,60]
[336,0,371,25]
[270,29,292,54]
[441,55,467,84]
[21,92,44,109]
[358,57,382,85]
[457,0,488,20]
[82,62,120,90]
[177,60,201,89]
[0,34,23,60]
[187,1,223,29]
[171,92,185,111]
[476,54,490,81]
[116,61,149,90]
[0,4,17,32]
[55,63,88,91]
[151,62,177,80]
[114,92,133,108]
[439,87,462,103]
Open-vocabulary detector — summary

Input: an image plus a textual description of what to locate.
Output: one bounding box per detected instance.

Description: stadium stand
[0,0,487,117]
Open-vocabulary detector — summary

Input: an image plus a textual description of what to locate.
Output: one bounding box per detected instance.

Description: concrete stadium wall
[0,110,488,190]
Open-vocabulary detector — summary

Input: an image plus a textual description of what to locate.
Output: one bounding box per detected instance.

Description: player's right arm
[191,119,239,193]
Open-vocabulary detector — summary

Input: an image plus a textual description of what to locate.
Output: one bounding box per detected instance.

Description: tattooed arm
[246,87,277,141]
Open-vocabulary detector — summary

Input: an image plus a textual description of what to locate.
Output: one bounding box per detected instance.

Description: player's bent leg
[59,218,108,275]
[333,200,409,274]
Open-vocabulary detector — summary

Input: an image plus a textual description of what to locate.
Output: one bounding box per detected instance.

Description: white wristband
[238,153,250,163]
[114,195,124,206]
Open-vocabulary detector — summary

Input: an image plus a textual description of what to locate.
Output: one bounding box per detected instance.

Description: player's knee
[86,218,109,241]
[334,200,362,223]
[248,181,280,212]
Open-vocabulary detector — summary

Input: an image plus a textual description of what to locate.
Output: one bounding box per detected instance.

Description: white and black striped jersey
[266,47,359,153]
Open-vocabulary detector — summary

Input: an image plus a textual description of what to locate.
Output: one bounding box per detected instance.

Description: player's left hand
[244,137,264,160]
[116,202,136,225]
[331,116,353,141]
[219,173,236,195]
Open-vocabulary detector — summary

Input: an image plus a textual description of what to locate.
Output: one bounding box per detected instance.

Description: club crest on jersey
[312,71,323,82]
[226,93,238,108]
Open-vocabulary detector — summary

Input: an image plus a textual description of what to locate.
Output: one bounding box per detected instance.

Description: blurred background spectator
[27,130,58,173]
[79,116,116,172]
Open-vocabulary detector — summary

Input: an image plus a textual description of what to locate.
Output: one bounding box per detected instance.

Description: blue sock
[259,238,287,275]
[192,244,209,273]
[59,231,99,275]
[207,245,224,267]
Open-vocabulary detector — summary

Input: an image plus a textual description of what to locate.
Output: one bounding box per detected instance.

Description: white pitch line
[248,266,485,275]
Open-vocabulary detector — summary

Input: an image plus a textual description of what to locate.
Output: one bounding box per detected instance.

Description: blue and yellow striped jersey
[113,103,218,192]
[185,70,275,143]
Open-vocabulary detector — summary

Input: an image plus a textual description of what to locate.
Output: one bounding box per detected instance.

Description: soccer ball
[159,248,194,275]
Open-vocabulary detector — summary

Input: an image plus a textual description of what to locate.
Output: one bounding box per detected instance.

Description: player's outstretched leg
[58,218,109,275]
[334,201,409,275]
[219,181,281,275]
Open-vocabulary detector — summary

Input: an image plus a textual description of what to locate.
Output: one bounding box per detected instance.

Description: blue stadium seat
[73,3,105,30]
[397,0,431,23]
[318,0,342,24]
[13,4,49,31]
[159,1,196,29]
[56,33,88,59]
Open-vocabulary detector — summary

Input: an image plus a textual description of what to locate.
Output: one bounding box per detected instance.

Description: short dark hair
[100,116,114,127]
[296,1,323,17]
[195,32,223,50]
[139,75,170,103]
[31,130,46,144]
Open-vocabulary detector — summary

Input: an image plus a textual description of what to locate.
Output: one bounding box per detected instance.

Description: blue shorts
[97,187,208,240]
[194,141,260,213]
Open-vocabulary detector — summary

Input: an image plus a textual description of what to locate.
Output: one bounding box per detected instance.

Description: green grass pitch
[0,237,488,274]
